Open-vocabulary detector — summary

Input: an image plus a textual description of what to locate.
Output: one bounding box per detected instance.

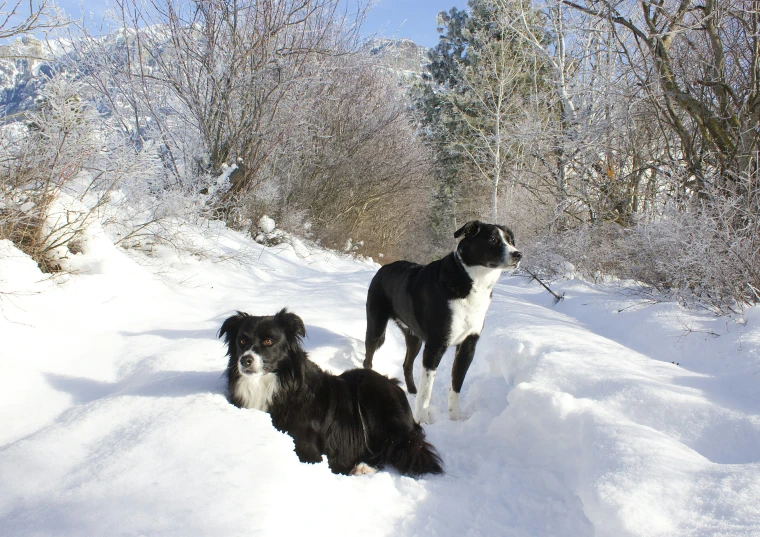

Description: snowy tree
[417,0,549,225]
[244,56,434,260]
[0,0,65,41]
[0,74,157,270]
[71,0,368,205]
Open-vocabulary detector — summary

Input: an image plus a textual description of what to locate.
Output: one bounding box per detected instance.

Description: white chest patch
[448,263,502,346]
[232,372,280,411]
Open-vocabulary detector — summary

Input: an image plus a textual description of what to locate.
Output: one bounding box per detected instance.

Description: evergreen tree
[414,0,549,232]
[412,6,473,253]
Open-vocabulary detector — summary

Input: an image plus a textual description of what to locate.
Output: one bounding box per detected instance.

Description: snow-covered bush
[525,186,760,313]
[0,75,110,270]
[249,59,434,261]
[0,74,161,271]
[253,215,289,246]
[61,2,439,262]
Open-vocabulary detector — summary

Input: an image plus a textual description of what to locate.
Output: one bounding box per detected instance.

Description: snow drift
[1,216,758,537]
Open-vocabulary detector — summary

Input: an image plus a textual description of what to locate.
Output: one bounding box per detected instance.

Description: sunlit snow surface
[1,221,758,537]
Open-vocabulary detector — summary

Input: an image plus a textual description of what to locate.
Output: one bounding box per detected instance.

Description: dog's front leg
[414,344,447,424]
[449,334,479,420]
[291,428,324,464]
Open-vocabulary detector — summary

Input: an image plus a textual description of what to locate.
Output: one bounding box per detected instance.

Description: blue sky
[363,0,468,48]
[51,1,108,27]
[8,1,468,48]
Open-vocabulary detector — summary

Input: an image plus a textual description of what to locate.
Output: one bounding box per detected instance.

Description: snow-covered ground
[1,220,759,537]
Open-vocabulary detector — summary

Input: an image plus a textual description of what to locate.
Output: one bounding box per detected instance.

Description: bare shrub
[69,0,368,203]
[241,59,435,261]
[525,173,760,312]
[0,74,157,270]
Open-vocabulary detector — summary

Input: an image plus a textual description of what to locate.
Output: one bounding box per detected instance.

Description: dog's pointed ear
[274,308,306,347]
[218,311,249,346]
[454,220,481,239]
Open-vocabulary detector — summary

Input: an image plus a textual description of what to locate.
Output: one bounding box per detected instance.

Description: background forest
[2,0,760,312]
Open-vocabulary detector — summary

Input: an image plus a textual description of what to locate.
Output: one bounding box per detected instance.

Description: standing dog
[219,309,443,477]
[363,221,521,423]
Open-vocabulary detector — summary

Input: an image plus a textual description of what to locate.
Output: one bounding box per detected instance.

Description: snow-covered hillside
[0,32,427,122]
[1,220,758,537]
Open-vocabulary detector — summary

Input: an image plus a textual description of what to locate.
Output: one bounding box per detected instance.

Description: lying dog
[219,309,443,477]
[363,220,521,423]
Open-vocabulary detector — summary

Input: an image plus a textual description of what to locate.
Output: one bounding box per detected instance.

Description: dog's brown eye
[489,237,497,244]
[239,338,247,346]
[263,338,273,346]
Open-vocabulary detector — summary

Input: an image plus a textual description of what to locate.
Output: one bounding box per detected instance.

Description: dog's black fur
[363,220,521,422]
[219,309,443,477]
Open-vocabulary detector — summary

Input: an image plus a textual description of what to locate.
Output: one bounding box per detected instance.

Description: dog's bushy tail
[387,423,443,477]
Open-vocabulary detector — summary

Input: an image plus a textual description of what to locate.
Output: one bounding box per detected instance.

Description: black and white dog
[363,221,521,423]
[219,309,443,477]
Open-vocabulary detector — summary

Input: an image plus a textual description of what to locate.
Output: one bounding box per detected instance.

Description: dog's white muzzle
[238,351,263,376]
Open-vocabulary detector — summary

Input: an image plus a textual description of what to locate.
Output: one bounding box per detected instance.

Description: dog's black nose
[240,356,253,367]
[512,251,523,261]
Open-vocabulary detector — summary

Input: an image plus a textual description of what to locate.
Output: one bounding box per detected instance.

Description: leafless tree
[0,0,65,41]
[241,56,434,260]
[562,0,760,192]
[0,74,157,270]
[68,0,368,203]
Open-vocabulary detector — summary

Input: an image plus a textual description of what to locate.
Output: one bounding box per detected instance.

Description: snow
[258,215,276,234]
[1,216,759,537]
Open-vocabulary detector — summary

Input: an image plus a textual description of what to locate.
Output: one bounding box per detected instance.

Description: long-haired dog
[219,309,443,477]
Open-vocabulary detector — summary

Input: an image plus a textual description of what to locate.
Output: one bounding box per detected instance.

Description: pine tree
[414,0,549,229]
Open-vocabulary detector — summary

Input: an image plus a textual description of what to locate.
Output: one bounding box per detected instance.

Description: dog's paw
[415,407,434,425]
[349,463,378,476]
[448,390,465,420]
[448,407,466,421]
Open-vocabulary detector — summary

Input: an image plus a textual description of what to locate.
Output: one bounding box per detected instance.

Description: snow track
[1,229,758,537]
